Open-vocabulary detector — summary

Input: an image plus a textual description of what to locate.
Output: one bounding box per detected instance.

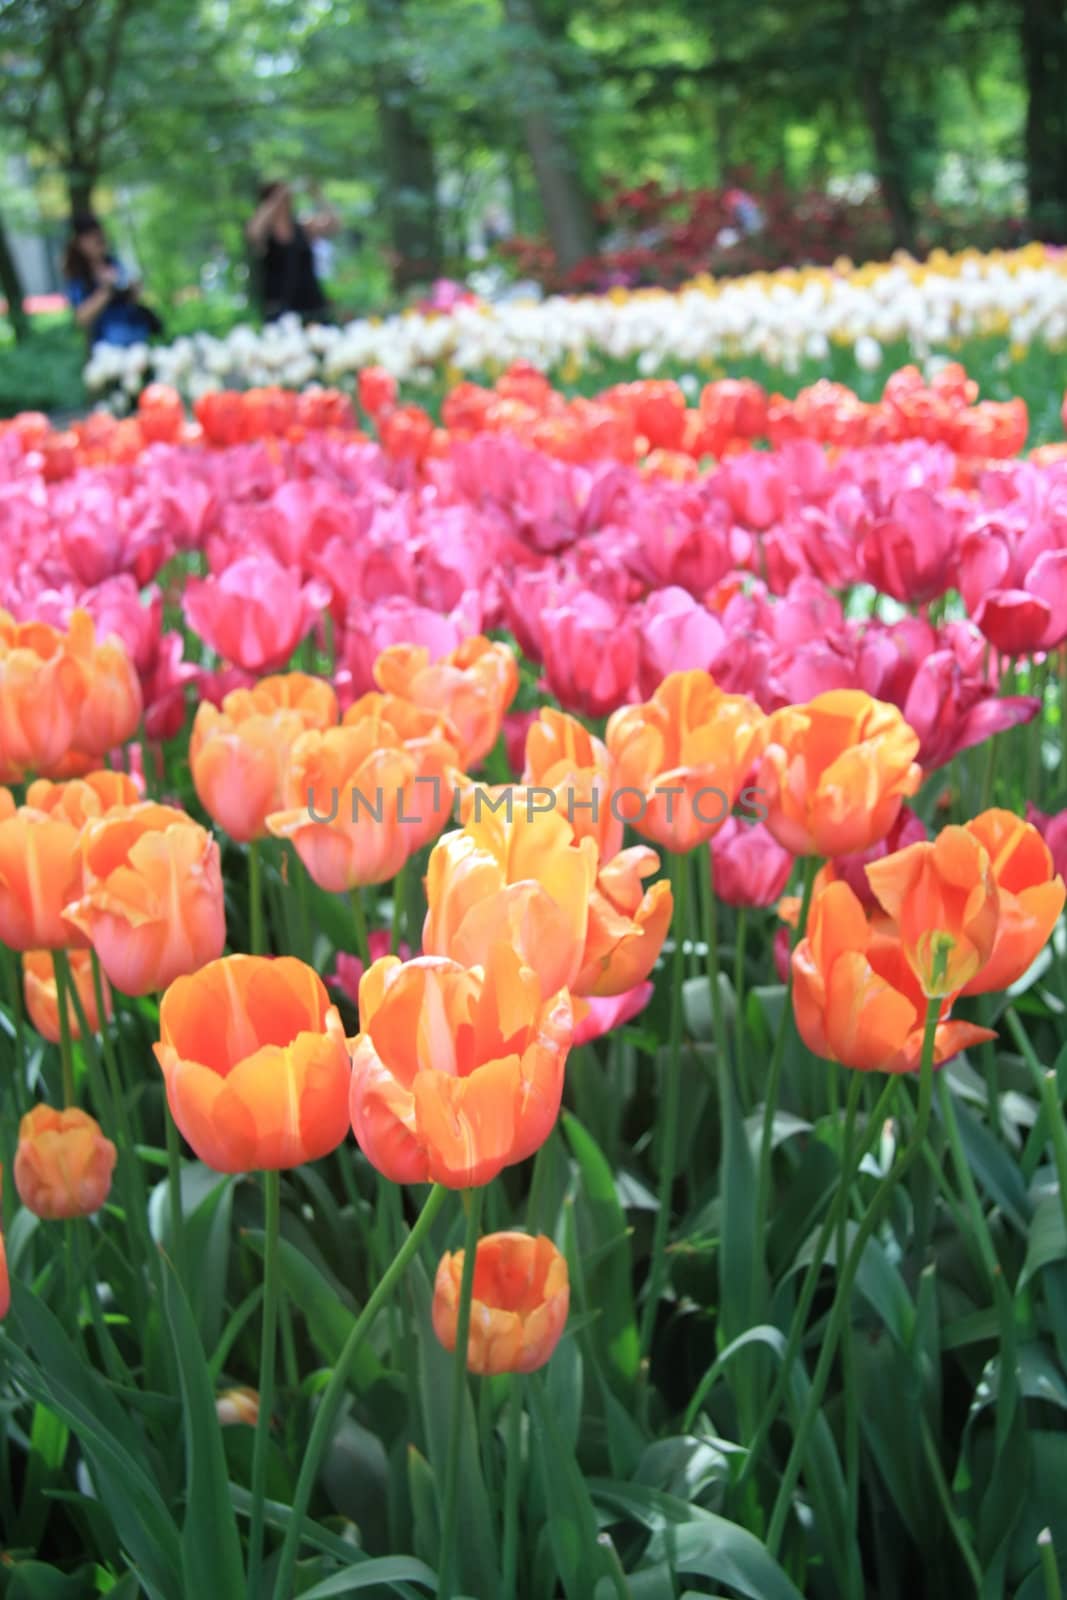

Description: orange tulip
[65,610,142,761]
[792,879,995,1072]
[63,803,226,996]
[349,946,573,1188]
[758,690,922,859]
[267,702,461,890]
[342,691,465,853]
[432,1232,570,1375]
[865,826,999,999]
[154,955,351,1172]
[14,1104,116,1219]
[25,769,140,826]
[577,846,674,996]
[226,671,339,728]
[960,809,1066,996]
[0,611,88,781]
[605,670,768,853]
[522,706,623,861]
[23,950,112,1043]
[0,808,84,951]
[372,635,519,768]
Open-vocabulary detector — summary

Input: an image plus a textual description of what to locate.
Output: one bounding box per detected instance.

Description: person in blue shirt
[63,212,162,348]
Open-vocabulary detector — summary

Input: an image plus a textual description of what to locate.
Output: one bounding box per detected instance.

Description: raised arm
[303,183,340,240]
[246,185,288,251]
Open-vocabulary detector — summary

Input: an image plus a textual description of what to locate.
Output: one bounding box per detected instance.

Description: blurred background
[1,0,1064,415]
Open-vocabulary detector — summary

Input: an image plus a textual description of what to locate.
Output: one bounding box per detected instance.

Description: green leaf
[243,1230,386,1390]
[160,1258,245,1600]
[562,1113,639,1393]
[942,1087,1031,1234]
[1019,1192,1067,1288]
[296,1557,439,1597]
[527,1377,606,1600]
[3,1287,182,1600]
[6,1562,97,1599]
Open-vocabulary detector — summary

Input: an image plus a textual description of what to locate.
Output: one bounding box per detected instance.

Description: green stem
[500,1375,524,1600]
[247,1169,281,1600]
[754,858,818,1276]
[271,1183,448,1600]
[765,998,941,1555]
[51,950,77,1107]
[249,840,266,956]
[350,887,372,968]
[1039,1528,1064,1600]
[733,907,748,1109]
[164,1104,189,1288]
[438,1186,486,1600]
[638,851,689,1359]
[1,945,28,1119]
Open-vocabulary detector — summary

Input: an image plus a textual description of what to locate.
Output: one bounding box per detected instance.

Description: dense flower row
[81,243,1067,407]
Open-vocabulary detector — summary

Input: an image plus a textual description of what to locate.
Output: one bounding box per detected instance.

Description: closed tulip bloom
[758,690,922,859]
[349,947,572,1188]
[865,826,999,999]
[792,880,995,1073]
[66,611,143,761]
[522,706,623,862]
[154,955,351,1172]
[63,803,225,996]
[606,670,768,854]
[432,1232,569,1375]
[423,807,599,998]
[14,1105,117,1219]
[0,611,88,781]
[959,810,1065,996]
[0,808,84,951]
[577,847,673,996]
[23,950,112,1043]
[372,635,519,768]
[710,816,795,908]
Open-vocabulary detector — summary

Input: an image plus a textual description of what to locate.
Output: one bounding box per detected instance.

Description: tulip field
[3,255,1067,1600]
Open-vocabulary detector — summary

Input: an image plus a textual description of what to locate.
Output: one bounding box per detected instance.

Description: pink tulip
[182,554,330,672]
[573,982,654,1046]
[710,817,795,908]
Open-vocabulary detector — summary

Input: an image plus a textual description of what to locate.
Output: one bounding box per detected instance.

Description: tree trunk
[1019,0,1067,241]
[502,0,598,274]
[0,211,29,344]
[846,0,916,252]
[367,0,443,292]
[67,167,96,219]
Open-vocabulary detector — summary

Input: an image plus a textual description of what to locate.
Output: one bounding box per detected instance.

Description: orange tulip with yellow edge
[14,1104,117,1219]
[154,955,351,1173]
[372,634,518,767]
[959,809,1066,996]
[63,803,225,996]
[865,825,999,998]
[348,945,573,1188]
[523,706,623,861]
[432,1232,569,1374]
[605,670,767,853]
[23,949,112,1043]
[758,690,922,859]
[792,879,995,1073]
[0,611,88,781]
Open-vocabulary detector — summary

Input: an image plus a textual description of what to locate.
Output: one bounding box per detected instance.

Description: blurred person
[63,213,164,349]
[247,179,339,323]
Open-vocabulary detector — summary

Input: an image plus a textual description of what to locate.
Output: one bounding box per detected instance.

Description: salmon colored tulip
[24,769,140,826]
[14,1104,117,1219]
[865,826,999,999]
[0,808,85,951]
[190,671,338,843]
[792,880,995,1073]
[577,846,674,996]
[606,670,768,853]
[154,955,351,1172]
[63,803,226,996]
[266,700,461,889]
[758,690,922,859]
[349,946,573,1188]
[432,1232,570,1375]
[342,691,465,853]
[522,706,623,861]
[959,809,1066,996]
[66,610,143,760]
[0,611,88,781]
[372,635,519,768]
[23,950,112,1043]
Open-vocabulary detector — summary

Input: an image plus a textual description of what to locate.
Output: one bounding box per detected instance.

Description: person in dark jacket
[246,180,339,323]
[64,212,164,348]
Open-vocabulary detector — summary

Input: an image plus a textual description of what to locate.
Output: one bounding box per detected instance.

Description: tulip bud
[14,1105,116,1220]
[432,1232,569,1375]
